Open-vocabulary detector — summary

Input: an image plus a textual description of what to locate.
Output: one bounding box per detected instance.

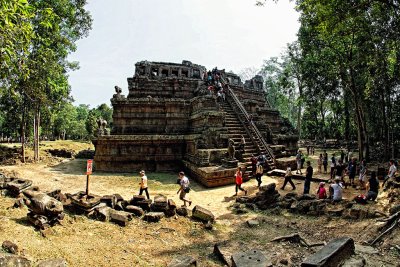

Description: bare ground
[0,144,399,266]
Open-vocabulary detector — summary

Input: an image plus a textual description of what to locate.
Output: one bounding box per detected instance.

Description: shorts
[179,190,187,200]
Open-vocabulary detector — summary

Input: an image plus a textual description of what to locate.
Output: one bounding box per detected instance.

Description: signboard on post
[86,159,93,175]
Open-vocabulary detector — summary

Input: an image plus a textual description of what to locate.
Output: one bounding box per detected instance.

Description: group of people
[137,170,192,207]
[204,67,227,102]
[135,151,397,207]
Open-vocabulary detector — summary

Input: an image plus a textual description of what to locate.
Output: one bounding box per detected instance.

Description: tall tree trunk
[33,107,40,162]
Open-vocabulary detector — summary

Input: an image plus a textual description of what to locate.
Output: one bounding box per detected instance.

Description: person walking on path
[318,154,323,174]
[255,162,263,187]
[330,154,336,180]
[323,151,328,174]
[304,161,313,194]
[138,170,150,199]
[176,171,192,207]
[234,167,247,196]
[296,151,302,174]
[281,166,296,190]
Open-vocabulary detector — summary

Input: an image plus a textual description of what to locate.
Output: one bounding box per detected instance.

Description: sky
[67,0,300,108]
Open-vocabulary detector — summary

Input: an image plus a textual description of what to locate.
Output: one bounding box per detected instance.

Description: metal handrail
[220,78,275,160]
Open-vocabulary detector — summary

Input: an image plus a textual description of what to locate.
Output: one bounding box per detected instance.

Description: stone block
[301,237,355,267]
[36,258,67,267]
[125,205,144,217]
[95,206,112,222]
[176,207,189,217]
[247,219,260,228]
[101,195,117,208]
[130,195,146,205]
[110,210,133,226]
[192,205,215,222]
[137,199,152,211]
[0,253,31,267]
[231,249,271,267]
[2,240,19,254]
[168,199,177,209]
[167,255,197,267]
[143,212,165,223]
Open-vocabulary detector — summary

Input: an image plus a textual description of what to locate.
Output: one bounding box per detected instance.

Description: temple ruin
[93,60,298,187]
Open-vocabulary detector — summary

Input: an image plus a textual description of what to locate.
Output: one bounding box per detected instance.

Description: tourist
[304,161,313,194]
[359,160,367,190]
[138,170,150,199]
[301,151,306,169]
[330,178,343,202]
[234,167,247,196]
[239,135,246,151]
[255,162,263,187]
[366,171,379,201]
[330,154,336,180]
[383,159,397,190]
[176,171,192,207]
[296,150,302,175]
[317,182,327,199]
[348,158,357,187]
[251,154,258,176]
[281,166,296,190]
[311,146,315,155]
[335,160,346,188]
[323,150,328,174]
[340,150,345,162]
[307,145,310,156]
[318,154,323,174]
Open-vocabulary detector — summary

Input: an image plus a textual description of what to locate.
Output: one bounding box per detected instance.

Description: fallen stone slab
[301,237,355,267]
[25,192,64,217]
[95,206,112,222]
[5,178,33,196]
[101,195,117,208]
[2,240,19,254]
[137,199,152,211]
[110,210,133,226]
[231,249,271,267]
[0,252,31,267]
[36,258,67,267]
[70,191,101,209]
[125,205,144,217]
[192,205,215,222]
[143,212,165,223]
[167,255,197,267]
[130,195,146,205]
[176,207,189,217]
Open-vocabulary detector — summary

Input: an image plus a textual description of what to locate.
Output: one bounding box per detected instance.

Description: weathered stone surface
[101,195,117,208]
[110,210,133,226]
[192,205,215,222]
[341,256,366,267]
[95,206,112,222]
[214,242,234,267]
[36,258,67,267]
[143,212,165,223]
[26,193,63,217]
[355,245,379,255]
[136,199,152,212]
[69,192,101,209]
[5,178,33,196]
[125,205,144,217]
[176,207,189,217]
[2,240,19,254]
[167,255,197,267]
[231,249,271,267]
[13,198,25,208]
[168,199,177,209]
[301,237,355,267]
[0,253,31,267]
[130,195,146,205]
[297,194,316,201]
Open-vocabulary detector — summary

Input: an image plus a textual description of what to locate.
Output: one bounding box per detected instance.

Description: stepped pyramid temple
[93,60,298,187]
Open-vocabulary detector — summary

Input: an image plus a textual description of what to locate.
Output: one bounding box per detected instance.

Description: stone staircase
[220,101,258,177]
[220,77,276,177]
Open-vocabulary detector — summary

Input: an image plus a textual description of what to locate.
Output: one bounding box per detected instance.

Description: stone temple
[93,60,298,187]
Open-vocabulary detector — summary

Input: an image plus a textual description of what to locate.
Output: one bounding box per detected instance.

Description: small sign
[86,159,93,175]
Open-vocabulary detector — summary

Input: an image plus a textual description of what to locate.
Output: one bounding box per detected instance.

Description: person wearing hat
[138,170,150,199]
